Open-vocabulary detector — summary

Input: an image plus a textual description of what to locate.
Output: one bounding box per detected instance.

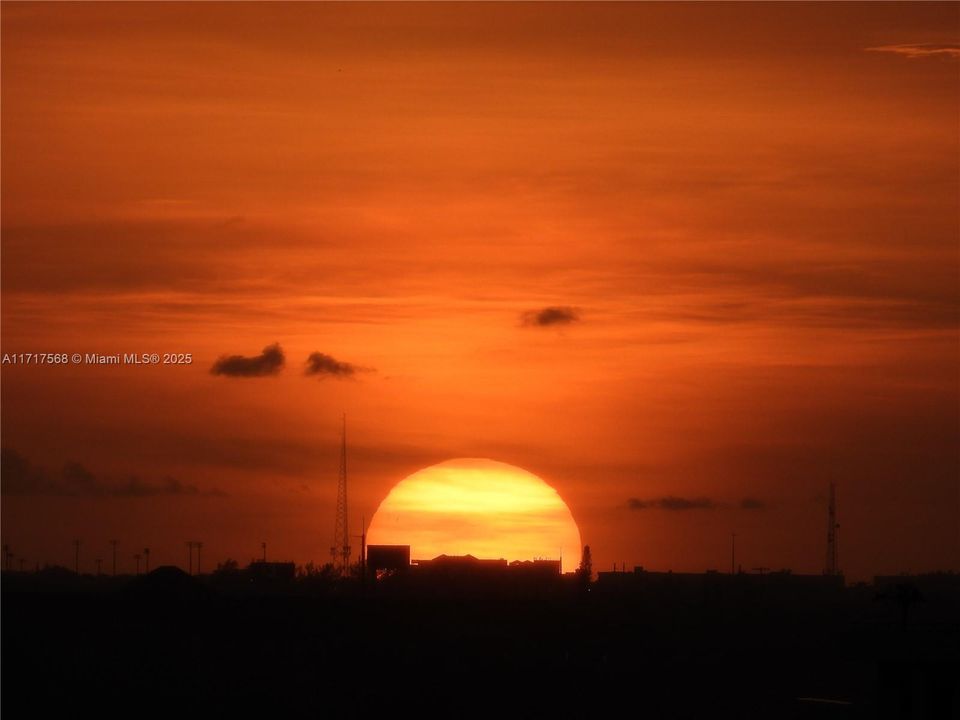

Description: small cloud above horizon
[521,306,581,327]
[866,43,960,60]
[211,343,285,377]
[304,351,371,379]
[628,496,716,511]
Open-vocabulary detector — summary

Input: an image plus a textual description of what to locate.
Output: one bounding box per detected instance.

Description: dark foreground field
[2,570,957,718]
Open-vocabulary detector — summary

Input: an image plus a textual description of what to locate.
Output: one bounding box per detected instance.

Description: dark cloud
[0,448,225,498]
[304,352,371,379]
[211,343,285,377]
[740,497,766,510]
[521,306,580,327]
[628,496,716,511]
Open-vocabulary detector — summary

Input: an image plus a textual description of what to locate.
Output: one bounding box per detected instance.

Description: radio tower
[824,481,840,575]
[330,414,351,574]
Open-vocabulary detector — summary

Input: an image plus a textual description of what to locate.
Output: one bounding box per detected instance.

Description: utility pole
[109,540,118,576]
[825,482,840,576]
[352,516,366,583]
[731,532,736,575]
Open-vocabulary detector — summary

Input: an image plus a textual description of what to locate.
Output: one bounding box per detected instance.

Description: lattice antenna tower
[330,414,351,574]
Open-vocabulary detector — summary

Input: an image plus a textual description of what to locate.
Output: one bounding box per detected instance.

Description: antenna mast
[825,482,840,575]
[330,414,351,574]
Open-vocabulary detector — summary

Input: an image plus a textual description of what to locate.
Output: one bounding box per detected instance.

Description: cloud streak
[866,43,960,60]
[1,448,226,498]
[521,306,581,327]
[211,343,285,377]
[628,496,716,511]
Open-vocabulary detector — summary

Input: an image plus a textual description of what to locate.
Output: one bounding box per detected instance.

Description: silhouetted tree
[577,545,592,589]
[213,558,240,575]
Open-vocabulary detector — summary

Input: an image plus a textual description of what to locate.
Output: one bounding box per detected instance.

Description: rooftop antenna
[109,540,118,576]
[825,481,840,576]
[330,413,351,575]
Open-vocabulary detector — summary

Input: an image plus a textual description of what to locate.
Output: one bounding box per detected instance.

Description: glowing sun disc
[366,458,581,573]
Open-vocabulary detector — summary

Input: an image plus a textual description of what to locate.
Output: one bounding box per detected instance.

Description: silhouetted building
[507,559,561,578]
[412,554,508,578]
[366,545,411,575]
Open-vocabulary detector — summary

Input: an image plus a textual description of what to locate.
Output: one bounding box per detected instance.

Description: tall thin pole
[353,516,366,584]
[731,532,736,575]
[825,482,840,575]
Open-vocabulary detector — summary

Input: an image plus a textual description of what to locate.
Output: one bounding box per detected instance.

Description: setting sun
[366,459,581,572]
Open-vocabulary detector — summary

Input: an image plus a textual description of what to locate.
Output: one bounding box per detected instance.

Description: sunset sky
[2,3,957,581]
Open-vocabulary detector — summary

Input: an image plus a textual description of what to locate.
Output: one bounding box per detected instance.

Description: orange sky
[2,3,957,580]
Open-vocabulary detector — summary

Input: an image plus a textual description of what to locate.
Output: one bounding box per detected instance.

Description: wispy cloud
[304,352,372,379]
[866,43,960,60]
[521,306,581,327]
[740,497,766,510]
[211,343,285,377]
[628,496,716,511]
[1,448,226,498]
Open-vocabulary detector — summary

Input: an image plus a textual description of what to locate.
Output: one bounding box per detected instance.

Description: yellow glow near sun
[366,458,582,573]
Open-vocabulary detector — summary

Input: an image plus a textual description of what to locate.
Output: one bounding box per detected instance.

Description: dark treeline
[2,567,957,718]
